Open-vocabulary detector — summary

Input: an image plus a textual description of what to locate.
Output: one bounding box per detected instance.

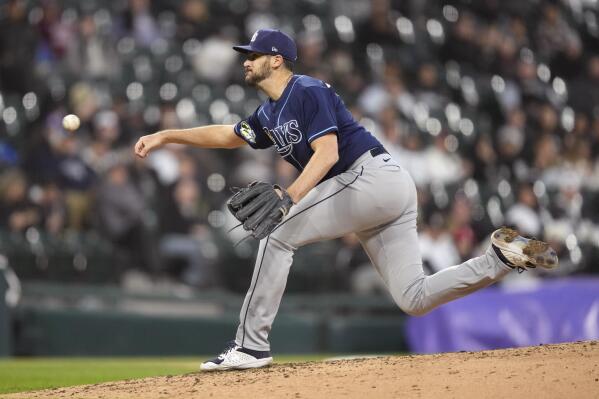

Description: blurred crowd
[1,0,598,293]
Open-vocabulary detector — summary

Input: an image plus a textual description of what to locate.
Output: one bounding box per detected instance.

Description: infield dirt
[3,340,598,399]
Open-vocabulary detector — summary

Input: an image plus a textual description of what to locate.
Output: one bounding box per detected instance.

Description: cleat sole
[497,227,519,243]
[491,227,558,270]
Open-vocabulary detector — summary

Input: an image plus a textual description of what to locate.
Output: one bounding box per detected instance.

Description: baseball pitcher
[134,29,558,371]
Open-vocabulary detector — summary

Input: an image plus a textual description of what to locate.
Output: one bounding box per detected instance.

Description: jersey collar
[270,74,299,106]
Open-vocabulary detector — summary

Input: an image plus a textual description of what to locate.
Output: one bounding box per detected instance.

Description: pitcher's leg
[358,217,511,316]
[235,167,374,351]
[235,158,427,350]
[235,235,295,350]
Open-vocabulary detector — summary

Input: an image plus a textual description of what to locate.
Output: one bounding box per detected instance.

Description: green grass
[0,355,329,394]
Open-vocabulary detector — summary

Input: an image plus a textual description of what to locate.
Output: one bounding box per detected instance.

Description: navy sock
[238,346,271,359]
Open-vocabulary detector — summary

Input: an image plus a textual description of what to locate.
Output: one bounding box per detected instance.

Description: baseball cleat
[200,341,273,371]
[491,227,558,271]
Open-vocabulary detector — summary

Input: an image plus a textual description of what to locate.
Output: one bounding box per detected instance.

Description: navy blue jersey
[233,75,381,182]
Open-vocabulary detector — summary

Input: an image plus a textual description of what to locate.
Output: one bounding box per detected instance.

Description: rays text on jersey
[263,119,302,157]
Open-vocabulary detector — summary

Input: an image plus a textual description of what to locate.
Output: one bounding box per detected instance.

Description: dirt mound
[4,341,599,399]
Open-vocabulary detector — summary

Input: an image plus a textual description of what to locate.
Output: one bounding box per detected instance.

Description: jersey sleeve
[233,107,273,149]
[302,86,339,143]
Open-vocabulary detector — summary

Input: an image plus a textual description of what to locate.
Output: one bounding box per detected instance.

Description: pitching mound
[5,341,599,399]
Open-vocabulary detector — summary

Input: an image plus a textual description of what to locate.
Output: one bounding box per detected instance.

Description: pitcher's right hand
[134,132,164,158]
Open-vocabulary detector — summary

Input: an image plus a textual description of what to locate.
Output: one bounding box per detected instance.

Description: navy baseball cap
[233,29,298,62]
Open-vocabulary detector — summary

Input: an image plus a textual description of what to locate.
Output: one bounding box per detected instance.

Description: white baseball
[62,114,80,131]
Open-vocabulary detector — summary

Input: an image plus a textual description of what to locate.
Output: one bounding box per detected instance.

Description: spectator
[535,3,580,62]
[65,14,120,80]
[570,56,599,117]
[54,135,96,230]
[0,170,41,233]
[447,194,475,236]
[419,212,461,273]
[36,182,67,236]
[506,183,542,237]
[159,177,218,287]
[95,161,159,274]
[0,0,39,94]
[123,0,161,48]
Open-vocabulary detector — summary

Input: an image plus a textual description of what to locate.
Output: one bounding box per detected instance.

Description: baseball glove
[227,181,294,240]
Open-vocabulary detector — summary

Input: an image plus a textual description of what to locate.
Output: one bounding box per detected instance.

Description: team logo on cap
[272,46,278,52]
[239,121,256,143]
[251,31,258,42]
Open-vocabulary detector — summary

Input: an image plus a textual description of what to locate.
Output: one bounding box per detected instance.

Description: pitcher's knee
[394,295,431,317]
[268,222,304,250]
[400,303,430,317]
[267,230,297,252]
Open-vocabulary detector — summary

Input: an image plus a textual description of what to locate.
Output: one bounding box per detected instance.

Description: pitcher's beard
[245,64,272,86]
